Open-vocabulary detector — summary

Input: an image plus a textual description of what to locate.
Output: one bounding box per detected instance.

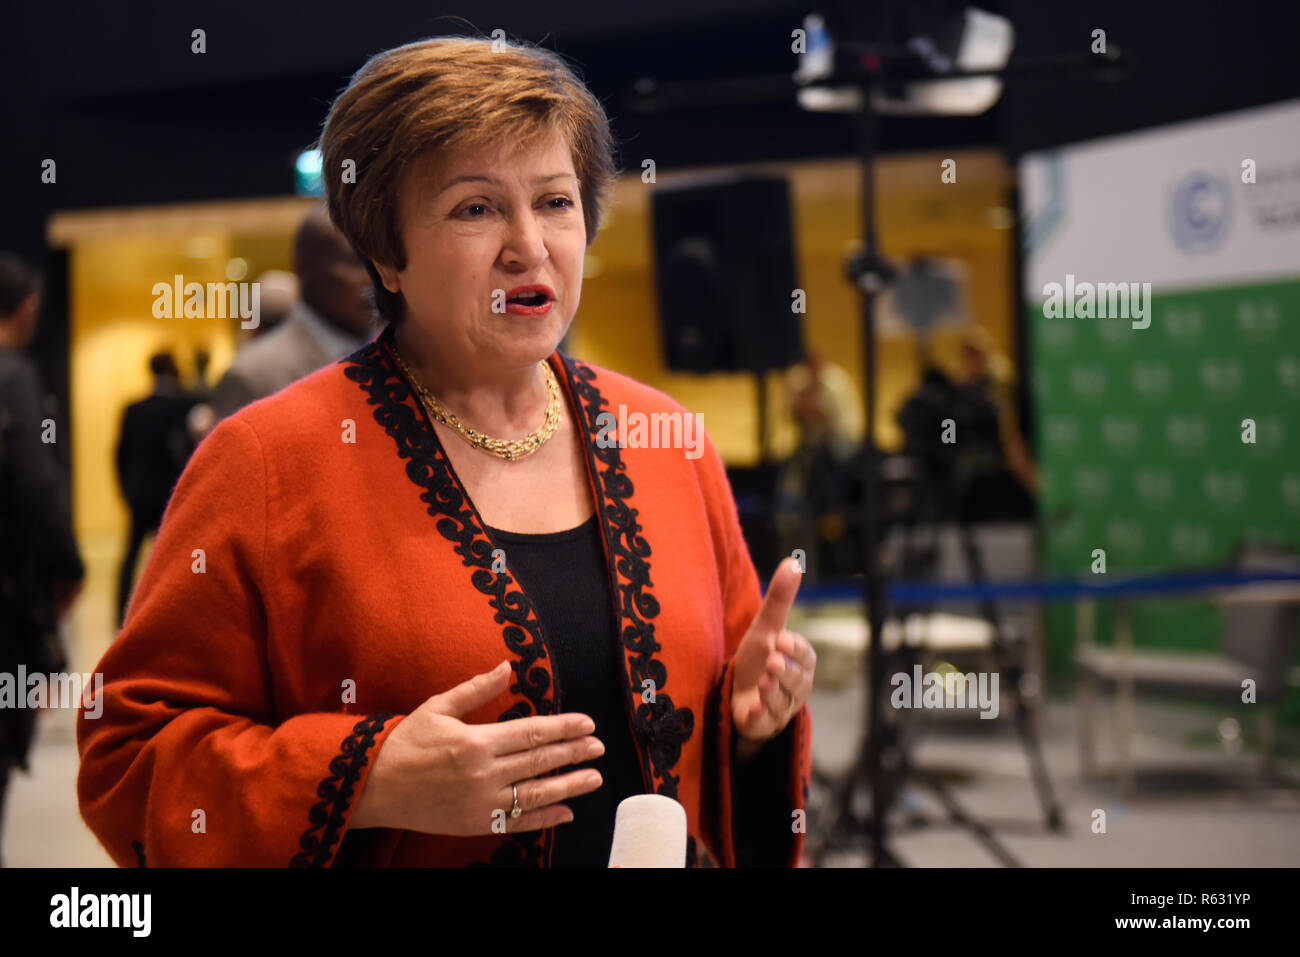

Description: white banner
[1021,98,1300,294]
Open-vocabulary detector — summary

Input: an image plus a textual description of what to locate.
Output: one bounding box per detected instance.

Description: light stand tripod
[802,26,1130,867]
[814,421,1065,867]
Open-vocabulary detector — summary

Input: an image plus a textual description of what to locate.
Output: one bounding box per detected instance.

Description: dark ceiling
[2,0,1297,457]
[5,0,1298,256]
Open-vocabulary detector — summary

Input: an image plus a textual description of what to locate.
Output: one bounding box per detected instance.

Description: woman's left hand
[731,557,816,756]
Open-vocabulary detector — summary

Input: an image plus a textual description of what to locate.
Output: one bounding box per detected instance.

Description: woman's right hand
[350,660,605,835]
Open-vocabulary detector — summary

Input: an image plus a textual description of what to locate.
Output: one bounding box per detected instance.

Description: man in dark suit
[208,205,376,420]
[115,352,195,626]
[0,252,84,864]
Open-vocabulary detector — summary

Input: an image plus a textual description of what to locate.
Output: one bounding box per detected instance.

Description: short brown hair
[318,35,619,324]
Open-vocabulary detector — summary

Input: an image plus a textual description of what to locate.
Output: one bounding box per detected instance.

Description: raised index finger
[753,556,804,636]
[486,712,597,756]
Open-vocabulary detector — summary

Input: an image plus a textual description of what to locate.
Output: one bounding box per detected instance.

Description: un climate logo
[1167,172,1232,254]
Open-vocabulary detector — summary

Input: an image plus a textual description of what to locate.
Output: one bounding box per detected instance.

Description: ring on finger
[510,783,522,819]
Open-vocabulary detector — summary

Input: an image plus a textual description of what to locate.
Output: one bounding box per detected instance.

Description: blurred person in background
[207,207,377,421]
[894,328,1036,526]
[187,270,302,441]
[188,347,214,404]
[183,347,217,445]
[776,348,862,579]
[0,252,84,866]
[114,351,197,627]
[243,270,297,344]
[956,328,1037,517]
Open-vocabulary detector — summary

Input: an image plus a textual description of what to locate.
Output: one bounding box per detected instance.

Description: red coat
[77,325,812,867]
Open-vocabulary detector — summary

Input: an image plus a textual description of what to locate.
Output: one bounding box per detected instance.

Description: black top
[484,513,647,867]
[484,512,799,867]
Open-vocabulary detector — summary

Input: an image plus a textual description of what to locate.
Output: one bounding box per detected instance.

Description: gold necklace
[391,346,561,461]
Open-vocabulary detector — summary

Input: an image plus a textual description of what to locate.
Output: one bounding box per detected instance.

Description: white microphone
[608,794,687,868]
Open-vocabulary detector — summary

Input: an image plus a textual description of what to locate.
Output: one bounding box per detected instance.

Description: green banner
[1031,278,1300,724]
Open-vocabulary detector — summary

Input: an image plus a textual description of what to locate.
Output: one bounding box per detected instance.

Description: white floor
[5,705,114,867]
[806,678,1300,867]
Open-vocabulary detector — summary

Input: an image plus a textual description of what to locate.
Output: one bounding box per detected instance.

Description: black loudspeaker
[651,173,805,373]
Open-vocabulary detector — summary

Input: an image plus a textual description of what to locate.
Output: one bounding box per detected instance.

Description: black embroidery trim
[560,355,694,799]
[291,712,394,868]
[342,329,555,867]
[343,331,555,721]
[132,840,146,868]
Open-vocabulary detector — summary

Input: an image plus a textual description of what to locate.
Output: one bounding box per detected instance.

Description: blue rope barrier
[792,571,1300,606]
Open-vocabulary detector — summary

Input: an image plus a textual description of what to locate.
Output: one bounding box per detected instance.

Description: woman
[77,35,815,868]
